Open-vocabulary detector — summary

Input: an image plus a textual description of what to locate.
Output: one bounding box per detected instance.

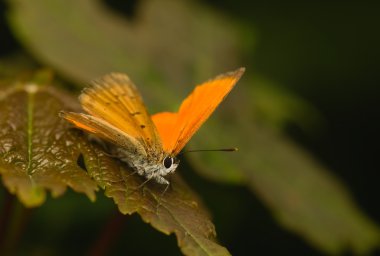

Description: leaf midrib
[26,88,34,176]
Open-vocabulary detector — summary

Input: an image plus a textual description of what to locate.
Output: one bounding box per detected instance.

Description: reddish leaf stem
[0,192,32,254]
[0,190,15,248]
[86,211,126,256]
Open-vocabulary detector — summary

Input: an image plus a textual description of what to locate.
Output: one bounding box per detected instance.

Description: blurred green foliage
[0,0,379,255]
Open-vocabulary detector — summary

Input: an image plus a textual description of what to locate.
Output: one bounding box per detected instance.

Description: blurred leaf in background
[1,0,380,255]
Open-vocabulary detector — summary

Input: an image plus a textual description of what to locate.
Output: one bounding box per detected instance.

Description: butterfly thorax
[113,147,179,185]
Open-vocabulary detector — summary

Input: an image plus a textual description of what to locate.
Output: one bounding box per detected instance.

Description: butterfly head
[143,154,179,185]
[121,149,179,185]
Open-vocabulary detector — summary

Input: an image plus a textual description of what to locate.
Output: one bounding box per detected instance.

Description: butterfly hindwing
[152,67,245,155]
[59,111,147,156]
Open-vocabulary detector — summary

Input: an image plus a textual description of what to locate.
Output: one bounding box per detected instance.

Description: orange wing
[152,67,245,155]
[77,73,162,153]
[59,111,147,156]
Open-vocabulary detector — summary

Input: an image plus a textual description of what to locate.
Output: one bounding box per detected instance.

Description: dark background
[206,2,380,255]
[1,0,379,255]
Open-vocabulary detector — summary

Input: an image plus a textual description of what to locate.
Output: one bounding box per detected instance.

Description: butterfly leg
[154,183,169,214]
[153,176,171,213]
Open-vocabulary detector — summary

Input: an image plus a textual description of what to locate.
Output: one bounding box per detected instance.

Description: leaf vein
[151,192,215,256]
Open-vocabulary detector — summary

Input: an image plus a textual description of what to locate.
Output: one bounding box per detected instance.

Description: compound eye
[163,156,174,169]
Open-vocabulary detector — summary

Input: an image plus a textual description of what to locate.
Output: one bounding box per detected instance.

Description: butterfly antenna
[180,147,238,155]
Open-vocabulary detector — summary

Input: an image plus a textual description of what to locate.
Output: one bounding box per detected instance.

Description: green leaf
[7,0,239,90]
[0,81,97,207]
[80,142,230,256]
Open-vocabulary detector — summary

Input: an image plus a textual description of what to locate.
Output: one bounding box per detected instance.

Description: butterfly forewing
[79,73,162,153]
[152,67,245,155]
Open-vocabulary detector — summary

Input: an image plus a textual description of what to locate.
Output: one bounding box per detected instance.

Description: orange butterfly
[60,68,245,185]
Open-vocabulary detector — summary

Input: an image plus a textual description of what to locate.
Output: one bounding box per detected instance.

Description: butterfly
[60,68,245,185]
